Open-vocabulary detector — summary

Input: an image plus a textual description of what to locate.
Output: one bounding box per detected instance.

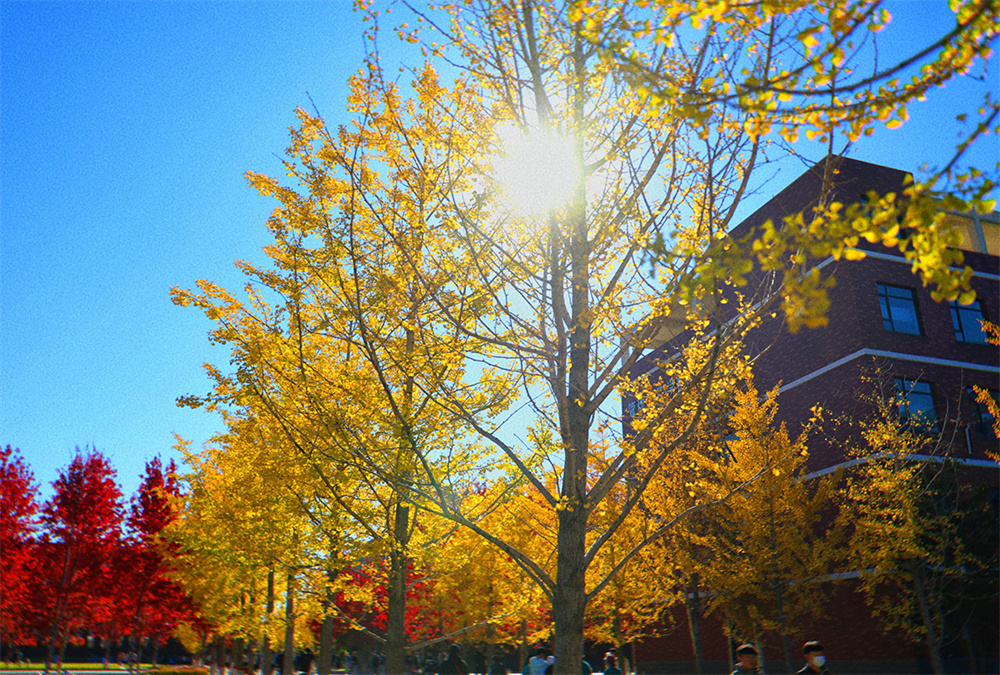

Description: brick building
[626,157,999,674]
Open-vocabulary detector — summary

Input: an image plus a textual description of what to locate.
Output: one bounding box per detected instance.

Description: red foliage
[2,449,198,658]
[0,445,40,643]
[34,447,124,661]
[325,561,456,645]
[120,458,191,646]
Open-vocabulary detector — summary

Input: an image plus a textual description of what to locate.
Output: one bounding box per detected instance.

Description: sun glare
[494,123,581,217]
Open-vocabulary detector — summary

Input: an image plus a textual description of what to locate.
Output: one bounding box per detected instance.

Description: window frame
[968,387,999,440]
[950,299,989,344]
[877,283,922,336]
[894,378,940,432]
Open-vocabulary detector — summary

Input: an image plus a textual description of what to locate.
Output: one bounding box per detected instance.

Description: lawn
[0,666,208,675]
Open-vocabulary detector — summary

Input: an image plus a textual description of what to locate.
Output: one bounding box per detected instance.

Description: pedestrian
[730,644,762,675]
[486,654,509,675]
[601,654,622,675]
[300,649,315,675]
[523,648,552,675]
[437,645,469,675]
[797,641,830,674]
[604,648,628,674]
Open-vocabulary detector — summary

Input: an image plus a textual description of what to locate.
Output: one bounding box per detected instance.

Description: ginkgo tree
[384,1,996,670]
[172,55,510,674]
[844,386,999,675]
[703,383,844,675]
[173,0,998,671]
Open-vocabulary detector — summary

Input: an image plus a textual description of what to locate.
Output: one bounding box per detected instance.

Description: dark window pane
[878,284,921,335]
[895,378,939,431]
[879,296,893,331]
[969,387,999,439]
[887,296,920,334]
[950,301,988,343]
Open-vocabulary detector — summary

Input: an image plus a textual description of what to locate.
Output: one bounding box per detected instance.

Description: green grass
[0,666,128,671]
[0,661,128,672]
[0,665,208,673]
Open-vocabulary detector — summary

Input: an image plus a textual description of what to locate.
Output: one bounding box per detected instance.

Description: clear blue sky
[2,1,997,501]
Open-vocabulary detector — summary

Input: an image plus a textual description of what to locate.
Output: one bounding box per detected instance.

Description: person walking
[486,654,509,675]
[524,648,553,675]
[796,641,831,674]
[601,654,622,675]
[730,644,762,675]
[437,645,469,675]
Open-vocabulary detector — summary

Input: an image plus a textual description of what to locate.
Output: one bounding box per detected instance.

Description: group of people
[352,640,829,674]
[420,645,626,675]
[731,641,830,675]
[522,646,626,675]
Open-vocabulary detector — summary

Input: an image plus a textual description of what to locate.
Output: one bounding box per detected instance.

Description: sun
[493,122,581,217]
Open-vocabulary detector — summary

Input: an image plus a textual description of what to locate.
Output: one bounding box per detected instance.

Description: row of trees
[0,446,190,670]
[162,374,996,675]
[168,0,997,673]
[2,386,996,674]
[5,0,996,673]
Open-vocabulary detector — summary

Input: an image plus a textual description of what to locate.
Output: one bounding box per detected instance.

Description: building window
[950,300,988,343]
[895,378,939,431]
[624,398,643,418]
[969,387,998,439]
[878,283,921,335]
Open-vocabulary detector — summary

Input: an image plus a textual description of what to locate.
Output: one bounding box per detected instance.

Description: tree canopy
[172,1,998,672]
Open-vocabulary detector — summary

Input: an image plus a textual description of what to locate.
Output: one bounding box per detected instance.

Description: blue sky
[2,1,997,501]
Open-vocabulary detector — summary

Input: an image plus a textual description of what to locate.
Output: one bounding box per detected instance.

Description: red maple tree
[35,447,123,669]
[1,445,40,650]
[120,457,190,665]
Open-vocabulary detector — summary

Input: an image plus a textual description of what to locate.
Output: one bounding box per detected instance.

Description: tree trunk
[233,638,244,673]
[385,503,410,675]
[518,620,528,670]
[217,637,228,675]
[551,24,592,675]
[318,614,334,675]
[283,570,296,675]
[910,560,945,675]
[57,626,71,672]
[553,503,587,675]
[45,578,69,674]
[260,638,273,675]
[45,622,58,672]
[961,624,978,674]
[262,567,275,675]
[684,575,704,675]
[753,631,764,674]
[197,633,208,668]
[209,637,219,675]
[485,589,496,671]
[774,587,794,675]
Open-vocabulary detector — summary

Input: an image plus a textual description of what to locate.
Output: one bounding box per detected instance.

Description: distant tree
[0,445,40,653]
[633,371,843,674]
[845,394,1000,675]
[36,447,123,672]
[707,384,844,674]
[972,320,1000,462]
[122,457,188,666]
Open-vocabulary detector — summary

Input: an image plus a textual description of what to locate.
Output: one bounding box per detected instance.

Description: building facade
[628,157,999,674]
